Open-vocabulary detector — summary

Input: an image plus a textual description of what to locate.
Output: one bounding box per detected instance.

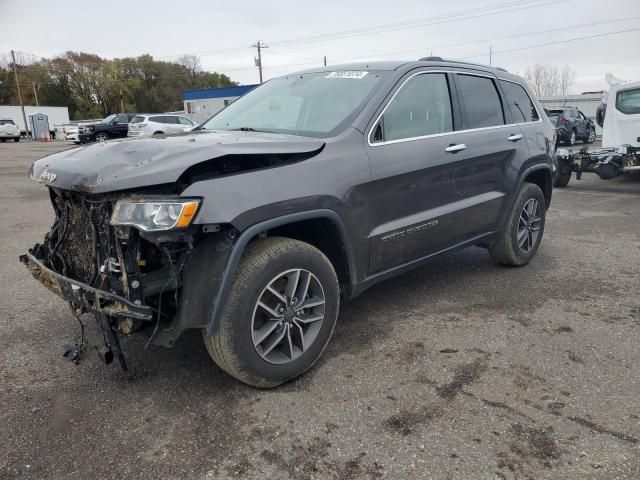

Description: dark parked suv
[78,113,137,143]
[547,107,596,145]
[22,58,554,387]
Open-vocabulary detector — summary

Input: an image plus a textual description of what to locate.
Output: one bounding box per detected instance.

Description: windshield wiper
[230,127,274,133]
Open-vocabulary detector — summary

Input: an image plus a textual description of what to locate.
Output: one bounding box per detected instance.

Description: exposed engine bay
[20,187,218,370]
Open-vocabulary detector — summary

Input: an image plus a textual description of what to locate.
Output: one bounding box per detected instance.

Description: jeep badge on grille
[39,169,57,183]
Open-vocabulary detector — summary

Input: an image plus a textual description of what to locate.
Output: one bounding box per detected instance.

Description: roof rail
[417,56,508,73]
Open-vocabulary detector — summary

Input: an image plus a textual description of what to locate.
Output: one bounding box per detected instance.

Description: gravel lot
[1,141,639,480]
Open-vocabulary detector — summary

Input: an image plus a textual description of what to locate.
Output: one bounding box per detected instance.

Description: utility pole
[32,82,39,106]
[323,56,327,67]
[252,40,268,84]
[11,50,28,139]
[489,45,493,66]
[119,89,125,113]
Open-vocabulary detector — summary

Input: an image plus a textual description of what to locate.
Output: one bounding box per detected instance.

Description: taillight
[138,123,148,128]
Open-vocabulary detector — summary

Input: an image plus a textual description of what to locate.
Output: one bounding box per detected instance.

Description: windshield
[201,71,389,138]
[101,114,117,124]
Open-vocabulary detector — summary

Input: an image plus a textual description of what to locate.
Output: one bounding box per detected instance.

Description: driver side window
[372,73,453,143]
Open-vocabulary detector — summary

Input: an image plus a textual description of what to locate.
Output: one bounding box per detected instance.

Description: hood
[29,130,325,193]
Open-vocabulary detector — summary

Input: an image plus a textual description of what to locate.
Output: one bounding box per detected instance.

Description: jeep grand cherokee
[22,58,554,387]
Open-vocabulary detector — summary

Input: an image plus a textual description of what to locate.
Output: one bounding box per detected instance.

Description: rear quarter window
[616,88,640,115]
[499,80,539,123]
[0,119,16,125]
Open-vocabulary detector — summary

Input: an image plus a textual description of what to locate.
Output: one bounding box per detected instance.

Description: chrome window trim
[368,70,542,147]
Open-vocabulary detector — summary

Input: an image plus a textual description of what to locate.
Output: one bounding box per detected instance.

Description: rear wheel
[13,137,20,142]
[490,183,546,266]
[203,237,340,387]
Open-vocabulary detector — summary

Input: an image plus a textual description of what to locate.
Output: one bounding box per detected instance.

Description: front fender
[205,209,356,336]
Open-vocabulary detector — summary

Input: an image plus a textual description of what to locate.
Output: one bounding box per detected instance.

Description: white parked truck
[553,76,640,187]
[0,106,70,138]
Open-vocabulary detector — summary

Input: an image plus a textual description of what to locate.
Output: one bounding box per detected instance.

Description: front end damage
[20,187,231,370]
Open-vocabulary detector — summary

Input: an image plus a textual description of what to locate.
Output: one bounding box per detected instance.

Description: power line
[456,26,640,61]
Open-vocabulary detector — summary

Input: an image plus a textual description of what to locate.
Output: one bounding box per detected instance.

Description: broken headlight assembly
[110,198,200,232]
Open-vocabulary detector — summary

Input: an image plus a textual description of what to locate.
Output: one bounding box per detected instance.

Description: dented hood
[29,130,325,193]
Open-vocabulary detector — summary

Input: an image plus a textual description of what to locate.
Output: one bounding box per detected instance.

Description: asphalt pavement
[1,140,639,480]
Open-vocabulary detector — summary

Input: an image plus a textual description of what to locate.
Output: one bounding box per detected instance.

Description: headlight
[87,125,95,131]
[110,199,200,231]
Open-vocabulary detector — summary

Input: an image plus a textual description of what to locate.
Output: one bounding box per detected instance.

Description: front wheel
[586,128,596,144]
[13,137,20,142]
[95,132,109,142]
[490,183,546,267]
[203,237,340,388]
[569,129,576,146]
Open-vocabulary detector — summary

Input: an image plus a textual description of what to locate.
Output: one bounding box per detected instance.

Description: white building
[183,84,258,124]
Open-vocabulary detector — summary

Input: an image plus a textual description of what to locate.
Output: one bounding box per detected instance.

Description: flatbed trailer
[553,145,640,187]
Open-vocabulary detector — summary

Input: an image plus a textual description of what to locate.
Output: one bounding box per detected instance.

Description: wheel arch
[207,209,356,336]
[521,163,552,209]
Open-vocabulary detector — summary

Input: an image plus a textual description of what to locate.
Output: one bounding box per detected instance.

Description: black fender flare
[497,162,553,231]
[206,209,356,335]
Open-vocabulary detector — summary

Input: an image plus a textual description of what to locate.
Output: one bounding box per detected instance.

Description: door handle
[445,143,467,153]
[508,134,523,142]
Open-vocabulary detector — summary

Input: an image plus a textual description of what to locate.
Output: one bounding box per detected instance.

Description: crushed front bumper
[20,252,153,321]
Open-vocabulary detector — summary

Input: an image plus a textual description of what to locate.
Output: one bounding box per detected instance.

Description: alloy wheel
[570,131,576,145]
[251,269,325,364]
[588,129,596,142]
[96,133,108,142]
[517,198,542,253]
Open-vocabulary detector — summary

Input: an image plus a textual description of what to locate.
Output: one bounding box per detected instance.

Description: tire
[569,129,576,146]
[586,128,596,144]
[0,139,5,142]
[490,183,546,267]
[13,137,20,142]
[553,157,571,188]
[95,132,109,142]
[203,237,340,388]
[153,131,164,136]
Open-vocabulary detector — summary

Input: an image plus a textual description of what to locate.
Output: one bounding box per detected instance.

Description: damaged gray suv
[22,58,554,387]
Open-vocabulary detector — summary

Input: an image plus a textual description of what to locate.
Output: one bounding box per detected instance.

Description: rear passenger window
[499,80,539,123]
[457,75,504,129]
[377,73,453,142]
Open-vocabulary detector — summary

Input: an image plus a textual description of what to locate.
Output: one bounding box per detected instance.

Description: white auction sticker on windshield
[325,71,369,79]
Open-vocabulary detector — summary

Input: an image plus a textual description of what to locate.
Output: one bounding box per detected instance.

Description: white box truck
[0,106,70,138]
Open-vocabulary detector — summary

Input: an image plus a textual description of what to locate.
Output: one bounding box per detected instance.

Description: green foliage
[0,52,237,120]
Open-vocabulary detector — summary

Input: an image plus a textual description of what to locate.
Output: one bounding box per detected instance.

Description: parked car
[22,58,554,387]
[63,125,80,144]
[78,113,137,143]
[128,114,196,137]
[0,118,21,142]
[546,107,596,145]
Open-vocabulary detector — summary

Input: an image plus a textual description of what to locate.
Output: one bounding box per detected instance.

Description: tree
[524,64,576,97]
[0,50,237,119]
[559,65,576,96]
